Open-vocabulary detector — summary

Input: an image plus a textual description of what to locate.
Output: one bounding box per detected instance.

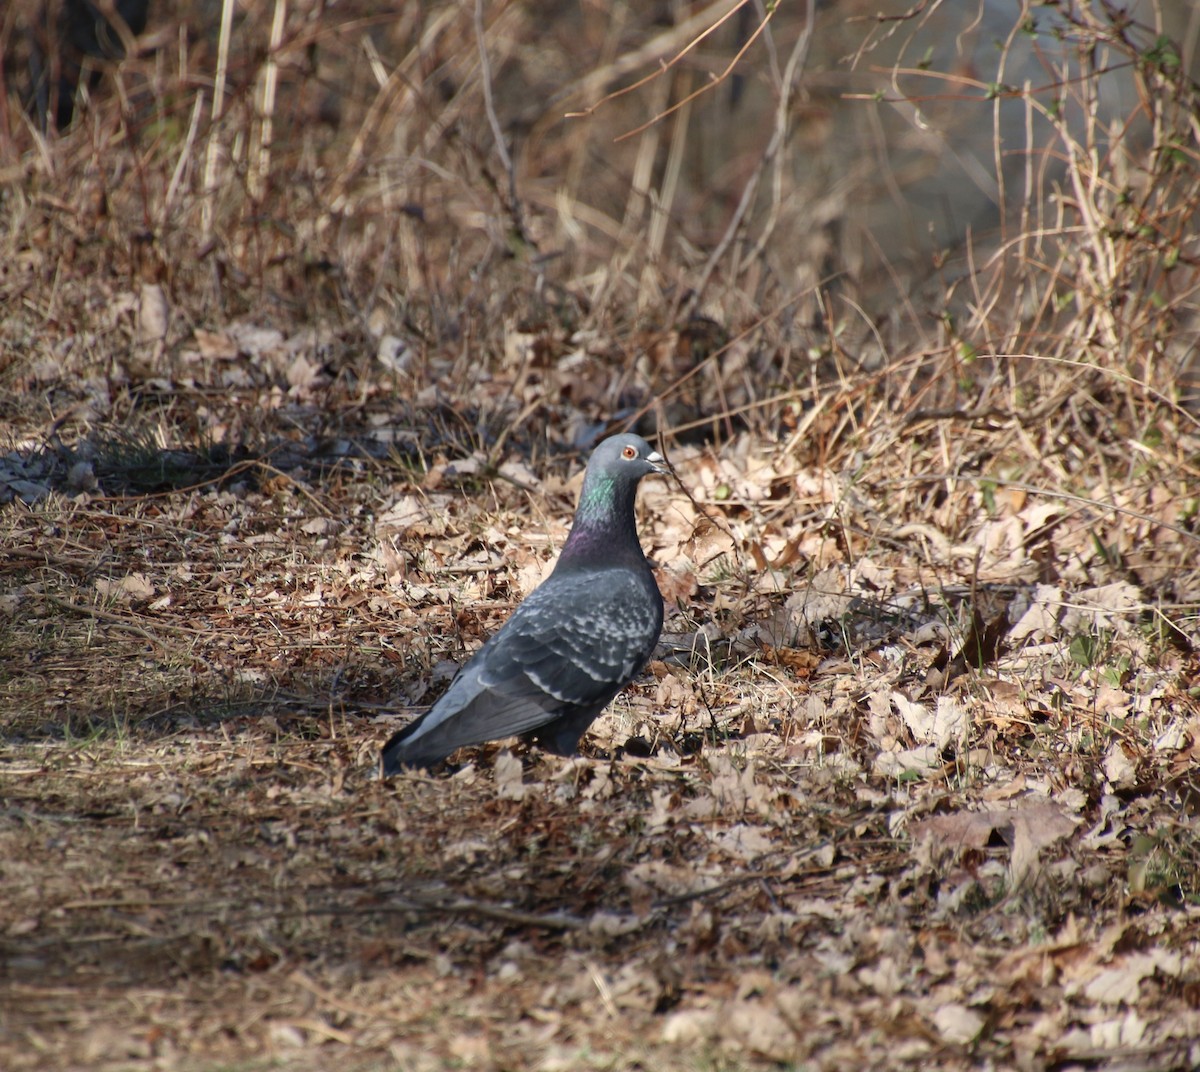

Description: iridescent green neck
[560,470,641,565]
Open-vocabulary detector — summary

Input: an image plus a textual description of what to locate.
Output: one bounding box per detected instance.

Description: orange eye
[622,445,637,459]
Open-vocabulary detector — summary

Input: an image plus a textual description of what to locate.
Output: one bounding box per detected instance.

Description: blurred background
[3,0,1200,492]
[5,1,1199,380]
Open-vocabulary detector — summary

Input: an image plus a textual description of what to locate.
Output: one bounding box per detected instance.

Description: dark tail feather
[380,716,445,774]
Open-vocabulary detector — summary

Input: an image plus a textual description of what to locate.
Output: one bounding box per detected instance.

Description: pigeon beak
[646,449,670,476]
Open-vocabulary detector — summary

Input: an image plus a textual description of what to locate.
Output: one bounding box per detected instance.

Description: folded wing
[381,567,662,772]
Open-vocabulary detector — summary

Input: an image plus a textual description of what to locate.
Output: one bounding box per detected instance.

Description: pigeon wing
[489,567,662,705]
[381,567,661,770]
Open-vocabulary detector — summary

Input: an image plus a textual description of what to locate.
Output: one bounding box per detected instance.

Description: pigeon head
[559,433,667,564]
[589,433,668,481]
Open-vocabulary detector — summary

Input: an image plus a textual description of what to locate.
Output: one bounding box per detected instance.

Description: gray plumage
[381,433,667,774]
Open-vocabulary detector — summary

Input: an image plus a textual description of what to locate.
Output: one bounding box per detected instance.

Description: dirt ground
[3,2,1200,1070]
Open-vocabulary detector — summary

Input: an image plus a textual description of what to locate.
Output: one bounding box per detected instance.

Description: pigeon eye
[622,446,637,460]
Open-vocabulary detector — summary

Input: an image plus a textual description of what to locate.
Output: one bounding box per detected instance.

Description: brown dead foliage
[4,2,1200,1071]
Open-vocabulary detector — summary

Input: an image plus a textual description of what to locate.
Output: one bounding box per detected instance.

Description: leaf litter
[4,379,1200,1069]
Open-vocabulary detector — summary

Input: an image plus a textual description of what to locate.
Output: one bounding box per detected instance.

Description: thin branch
[615,2,779,144]
[680,0,813,318]
[567,0,751,120]
[475,0,528,246]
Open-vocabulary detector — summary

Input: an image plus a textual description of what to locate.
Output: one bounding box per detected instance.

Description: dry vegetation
[3,1,1200,1069]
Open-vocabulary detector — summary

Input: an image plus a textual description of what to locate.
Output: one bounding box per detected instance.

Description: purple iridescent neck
[558,469,644,567]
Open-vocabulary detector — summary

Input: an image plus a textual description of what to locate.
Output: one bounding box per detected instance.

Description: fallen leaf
[494,751,526,801]
[95,573,156,602]
[1102,742,1138,789]
[661,1008,718,1045]
[932,1002,986,1044]
[193,328,239,359]
[911,800,1079,886]
[1081,950,1182,1005]
[720,1000,797,1062]
[138,284,169,343]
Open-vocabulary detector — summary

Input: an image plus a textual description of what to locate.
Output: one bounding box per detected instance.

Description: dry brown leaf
[1102,742,1138,789]
[193,328,240,359]
[893,693,968,747]
[910,799,1078,886]
[660,1008,718,1046]
[137,283,169,344]
[1079,950,1183,1005]
[494,751,527,801]
[719,1000,798,1063]
[931,1002,986,1044]
[708,823,776,862]
[94,573,156,602]
[1008,584,1065,642]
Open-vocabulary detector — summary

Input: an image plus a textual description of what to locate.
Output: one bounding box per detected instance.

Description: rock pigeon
[381,433,667,774]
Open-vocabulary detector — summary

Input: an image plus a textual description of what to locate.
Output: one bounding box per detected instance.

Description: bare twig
[202,0,236,238]
[249,0,287,201]
[474,0,529,246]
[567,0,751,121]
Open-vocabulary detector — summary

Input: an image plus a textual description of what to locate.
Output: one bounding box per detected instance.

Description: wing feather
[381,567,662,771]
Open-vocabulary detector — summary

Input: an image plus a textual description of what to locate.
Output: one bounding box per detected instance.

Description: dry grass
[3,2,1200,1070]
